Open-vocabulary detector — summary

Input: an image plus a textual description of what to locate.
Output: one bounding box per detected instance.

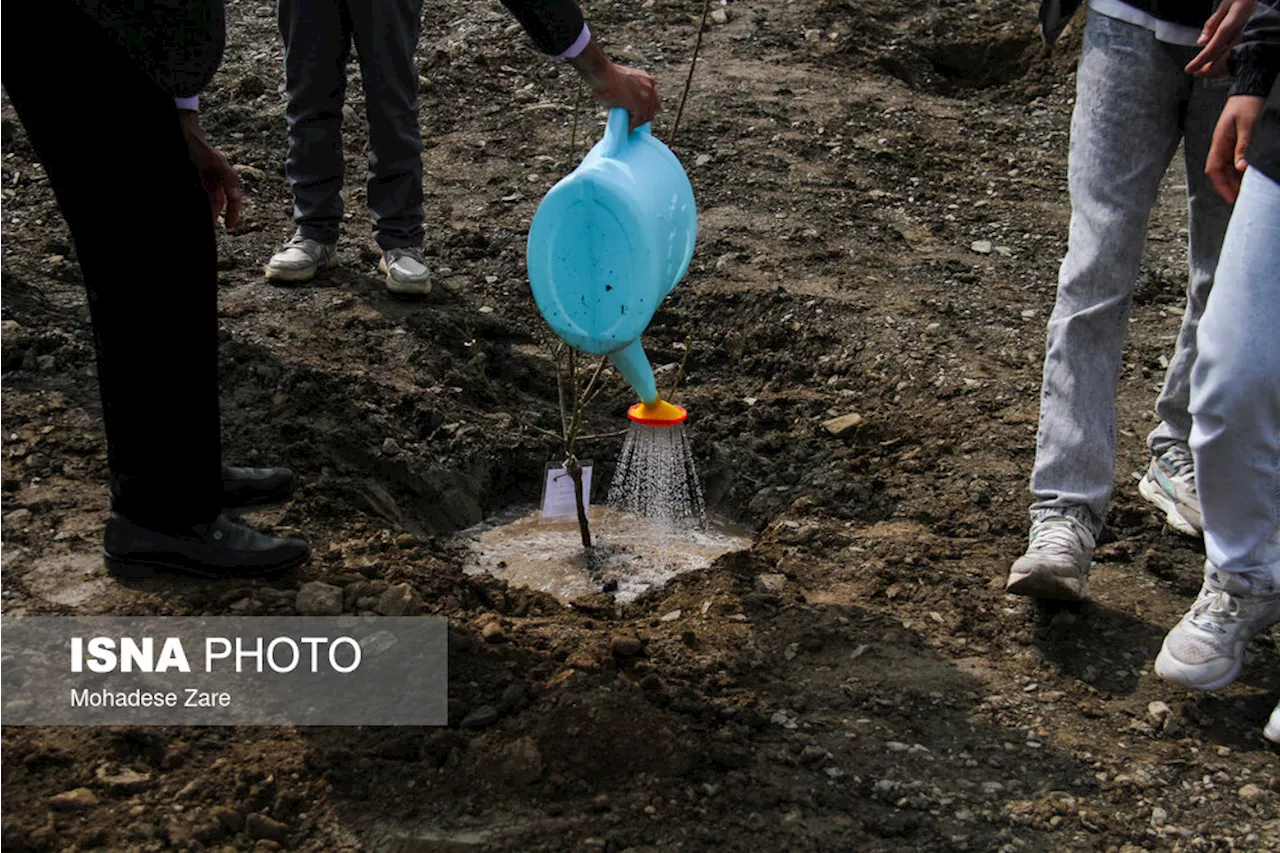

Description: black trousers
[3,0,223,527]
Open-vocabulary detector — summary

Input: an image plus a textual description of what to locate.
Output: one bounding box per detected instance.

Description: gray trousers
[1029,10,1233,536]
[278,0,424,249]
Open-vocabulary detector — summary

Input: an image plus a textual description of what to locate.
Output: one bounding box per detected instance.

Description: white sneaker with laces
[1155,565,1280,691]
[1138,445,1202,537]
[1266,701,1280,744]
[380,247,431,295]
[264,233,337,282]
[1006,515,1096,602]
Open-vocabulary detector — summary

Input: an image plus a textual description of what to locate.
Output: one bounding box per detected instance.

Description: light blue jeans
[1190,167,1280,577]
[1030,11,1233,536]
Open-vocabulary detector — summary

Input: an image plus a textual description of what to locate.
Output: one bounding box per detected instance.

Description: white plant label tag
[541,461,592,519]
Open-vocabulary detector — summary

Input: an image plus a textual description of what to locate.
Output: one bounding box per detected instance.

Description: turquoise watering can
[527,107,697,413]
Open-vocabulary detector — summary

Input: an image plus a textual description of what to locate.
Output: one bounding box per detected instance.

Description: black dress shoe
[222,465,298,511]
[103,513,310,579]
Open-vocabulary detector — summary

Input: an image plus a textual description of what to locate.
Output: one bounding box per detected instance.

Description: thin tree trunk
[566,459,591,549]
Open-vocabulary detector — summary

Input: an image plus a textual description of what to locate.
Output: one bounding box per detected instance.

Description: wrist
[568,40,614,92]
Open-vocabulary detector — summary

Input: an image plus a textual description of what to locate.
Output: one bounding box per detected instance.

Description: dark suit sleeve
[499,0,587,56]
[1230,0,1280,97]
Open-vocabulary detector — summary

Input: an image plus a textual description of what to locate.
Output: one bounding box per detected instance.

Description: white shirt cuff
[555,24,591,60]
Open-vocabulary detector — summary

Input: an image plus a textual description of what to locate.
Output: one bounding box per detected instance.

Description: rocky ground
[2,0,1278,851]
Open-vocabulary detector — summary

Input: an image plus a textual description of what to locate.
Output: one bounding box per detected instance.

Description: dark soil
[3,1,1278,851]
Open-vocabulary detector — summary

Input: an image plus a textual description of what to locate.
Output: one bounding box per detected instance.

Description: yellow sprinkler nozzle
[627,398,688,427]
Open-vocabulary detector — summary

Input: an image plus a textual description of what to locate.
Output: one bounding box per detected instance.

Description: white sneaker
[1155,565,1280,691]
[1138,446,1202,537]
[1266,701,1280,744]
[1006,515,1096,602]
[265,233,336,282]
[379,247,431,295]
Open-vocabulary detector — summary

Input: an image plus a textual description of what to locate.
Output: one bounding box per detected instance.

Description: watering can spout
[609,339,658,405]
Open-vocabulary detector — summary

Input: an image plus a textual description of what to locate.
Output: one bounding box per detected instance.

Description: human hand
[1185,0,1255,77]
[178,110,242,228]
[1206,94,1264,202]
[570,41,661,130]
[592,61,660,129]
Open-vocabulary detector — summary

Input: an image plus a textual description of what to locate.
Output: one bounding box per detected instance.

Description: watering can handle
[601,108,654,157]
[601,107,631,157]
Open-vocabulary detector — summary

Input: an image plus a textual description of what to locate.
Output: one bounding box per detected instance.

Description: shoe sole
[104,549,308,580]
[1138,475,1201,538]
[265,256,335,283]
[1005,568,1090,602]
[1154,644,1242,692]
[379,258,432,296]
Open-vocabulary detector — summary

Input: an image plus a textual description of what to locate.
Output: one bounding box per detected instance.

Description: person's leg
[1028,13,1188,536]
[1156,167,1280,690]
[1009,13,1190,600]
[4,0,222,528]
[1137,74,1234,536]
[278,0,352,247]
[1147,76,1232,456]
[1189,167,1280,576]
[348,0,426,252]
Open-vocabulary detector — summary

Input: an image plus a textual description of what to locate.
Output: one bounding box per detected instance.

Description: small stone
[395,532,418,550]
[244,813,289,845]
[499,682,527,710]
[754,573,787,594]
[95,764,152,793]
[295,581,343,616]
[478,305,495,314]
[481,621,507,644]
[191,820,226,844]
[381,437,400,455]
[1147,701,1172,723]
[4,508,32,527]
[49,788,98,810]
[232,164,267,181]
[710,7,729,24]
[461,705,500,728]
[376,582,422,616]
[496,735,543,785]
[1,320,28,371]
[821,412,865,438]
[695,153,712,166]
[970,240,993,254]
[211,806,245,834]
[342,104,359,125]
[1150,806,1167,827]
[254,841,283,853]
[343,581,369,609]
[659,609,682,622]
[610,632,644,658]
[799,745,826,765]
[1238,783,1267,803]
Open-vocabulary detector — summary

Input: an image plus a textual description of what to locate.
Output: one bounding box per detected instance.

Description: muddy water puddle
[461,507,753,603]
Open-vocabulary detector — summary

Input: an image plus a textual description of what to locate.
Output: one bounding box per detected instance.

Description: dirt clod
[375,582,422,616]
[244,813,289,844]
[48,788,98,811]
[294,581,342,615]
